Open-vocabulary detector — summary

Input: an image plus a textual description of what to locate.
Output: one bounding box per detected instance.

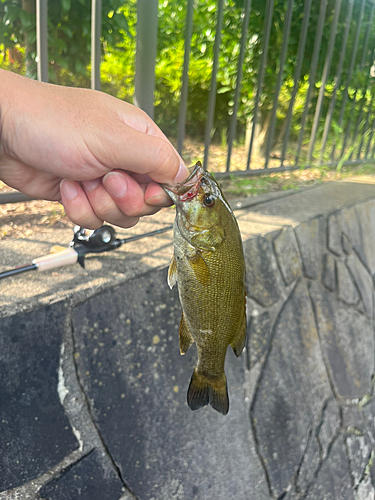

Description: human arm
[0,69,188,228]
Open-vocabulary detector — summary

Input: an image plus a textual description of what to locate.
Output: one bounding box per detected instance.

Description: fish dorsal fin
[167,255,178,289]
[230,298,247,357]
[179,312,194,354]
[187,251,210,285]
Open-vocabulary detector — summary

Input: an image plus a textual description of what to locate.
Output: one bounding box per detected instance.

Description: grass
[218,163,375,199]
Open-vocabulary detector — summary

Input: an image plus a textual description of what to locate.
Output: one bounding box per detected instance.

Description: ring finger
[102,171,166,217]
[81,178,140,228]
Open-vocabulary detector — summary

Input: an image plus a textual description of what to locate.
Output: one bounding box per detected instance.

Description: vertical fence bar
[203,0,224,170]
[246,0,274,170]
[134,0,158,119]
[359,2,374,68]
[226,0,252,172]
[357,77,375,159]
[91,0,102,90]
[353,46,375,159]
[372,134,375,158]
[320,0,354,163]
[365,113,375,158]
[177,0,194,156]
[355,1,375,159]
[280,0,312,167]
[331,0,366,160]
[36,0,48,82]
[344,1,374,160]
[264,0,294,169]
[363,78,375,159]
[295,0,328,166]
[307,0,342,163]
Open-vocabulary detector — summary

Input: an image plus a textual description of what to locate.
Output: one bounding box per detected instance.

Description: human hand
[0,69,188,229]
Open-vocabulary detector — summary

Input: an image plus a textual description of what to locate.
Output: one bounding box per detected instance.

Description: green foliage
[0,0,131,84]
[1,0,375,158]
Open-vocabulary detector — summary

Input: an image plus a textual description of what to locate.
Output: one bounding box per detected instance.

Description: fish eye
[203,194,215,207]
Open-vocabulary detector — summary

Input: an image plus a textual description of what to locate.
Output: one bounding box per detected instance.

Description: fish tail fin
[187,369,229,415]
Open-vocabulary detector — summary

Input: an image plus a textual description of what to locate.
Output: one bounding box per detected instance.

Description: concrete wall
[245,198,375,500]
[1,181,375,500]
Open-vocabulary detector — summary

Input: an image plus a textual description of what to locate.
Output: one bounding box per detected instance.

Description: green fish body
[164,162,246,415]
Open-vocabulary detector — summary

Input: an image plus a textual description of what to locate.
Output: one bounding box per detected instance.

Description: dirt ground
[1,138,374,240]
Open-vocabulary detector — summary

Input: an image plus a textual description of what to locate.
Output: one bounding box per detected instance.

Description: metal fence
[9,0,375,181]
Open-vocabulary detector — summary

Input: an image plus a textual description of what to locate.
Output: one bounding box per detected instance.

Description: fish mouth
[163,161,204,202]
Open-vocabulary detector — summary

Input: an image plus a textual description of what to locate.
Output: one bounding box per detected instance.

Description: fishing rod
[0,224,173,280]
[0,184,280,281]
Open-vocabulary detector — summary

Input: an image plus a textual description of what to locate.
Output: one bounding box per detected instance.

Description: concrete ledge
[2,179,375,499]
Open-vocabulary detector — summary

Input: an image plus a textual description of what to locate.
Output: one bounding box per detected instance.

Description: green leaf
[54,55,69,69]
[61,0,71,12]
[27,31,36,44]
[6,6,20,24]
[74,58,86,75]
[19,9,33,29]
[113,12,130,34]
[217,86,232,94]
[60,25,74,38]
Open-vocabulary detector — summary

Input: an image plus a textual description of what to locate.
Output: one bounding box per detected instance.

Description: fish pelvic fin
[179,312,194,354]
[230,302,247,357]
[167,255,178,289]
[187,369,229,415]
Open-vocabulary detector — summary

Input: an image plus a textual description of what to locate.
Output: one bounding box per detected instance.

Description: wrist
[0,70,30,158]
[0,69,16,153]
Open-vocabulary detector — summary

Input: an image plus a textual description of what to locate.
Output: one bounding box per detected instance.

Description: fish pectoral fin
[187,369,229,415]
[167,254,178,289]
[179,312,194,354]
[187,251,210,285]
[191,227,225,252]
[230,303,247,357]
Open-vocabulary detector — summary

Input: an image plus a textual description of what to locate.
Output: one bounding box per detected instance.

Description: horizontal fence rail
[0,0,375,191]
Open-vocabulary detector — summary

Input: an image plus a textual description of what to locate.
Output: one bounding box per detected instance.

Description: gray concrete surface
[1,179,375,499]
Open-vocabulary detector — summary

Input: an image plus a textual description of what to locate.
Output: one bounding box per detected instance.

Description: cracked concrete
[2,180,375,499]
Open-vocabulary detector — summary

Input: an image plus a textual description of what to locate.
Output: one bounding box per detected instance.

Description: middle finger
[82,178,140,228]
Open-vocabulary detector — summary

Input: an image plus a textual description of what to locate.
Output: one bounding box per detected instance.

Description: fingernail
[60,180,78,200]
[146,193,165,205]
[173,162,189,184]
[82,178,101,192]
[103,172,127,197]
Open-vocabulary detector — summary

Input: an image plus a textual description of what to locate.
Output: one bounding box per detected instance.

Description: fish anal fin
[187,251,210,285]
[179,312,194,355]
[167,254,178,289]
[187,370,229,415]
[230,302,247,357]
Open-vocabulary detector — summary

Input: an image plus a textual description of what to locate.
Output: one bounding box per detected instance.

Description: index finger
[87,118,189,185]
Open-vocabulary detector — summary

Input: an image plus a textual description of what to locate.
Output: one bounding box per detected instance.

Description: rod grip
[33,248,78,272]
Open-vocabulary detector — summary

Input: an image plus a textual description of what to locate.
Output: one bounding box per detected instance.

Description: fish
[163,161,246,415]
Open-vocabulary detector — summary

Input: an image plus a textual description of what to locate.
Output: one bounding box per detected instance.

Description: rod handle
[32,248,78,272]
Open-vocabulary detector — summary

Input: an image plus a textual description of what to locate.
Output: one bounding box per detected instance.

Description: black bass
[164,161,246,415]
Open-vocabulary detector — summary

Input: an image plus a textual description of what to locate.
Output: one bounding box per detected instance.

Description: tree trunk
[277,115,289,146]
[245,110,272,159]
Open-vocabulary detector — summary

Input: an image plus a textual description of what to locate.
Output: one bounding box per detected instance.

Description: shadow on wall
[1,181,375,499]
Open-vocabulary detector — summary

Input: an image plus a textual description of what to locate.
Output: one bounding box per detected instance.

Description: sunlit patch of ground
[1,138,375,239]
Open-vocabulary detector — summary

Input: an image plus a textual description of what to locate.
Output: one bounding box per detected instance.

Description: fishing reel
[71,225,121,267]
[72,225,116,248]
